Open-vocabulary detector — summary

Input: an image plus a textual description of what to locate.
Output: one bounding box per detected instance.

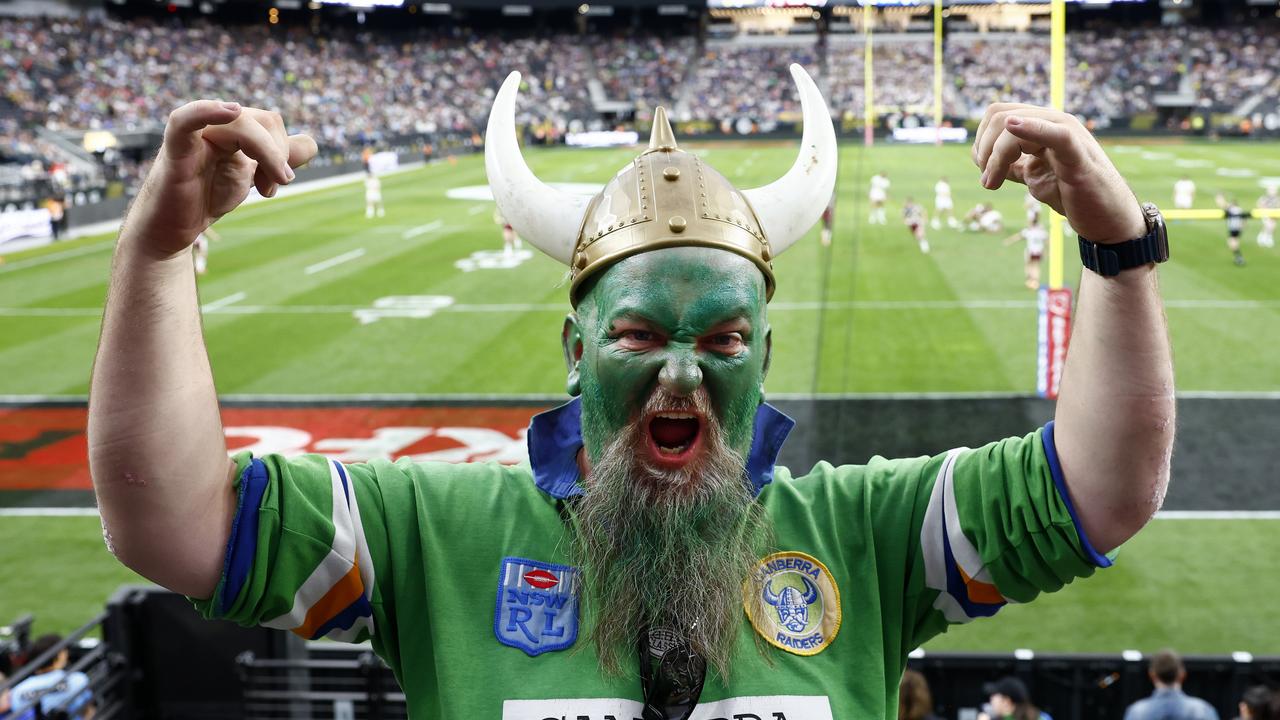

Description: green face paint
[566,246,771,464]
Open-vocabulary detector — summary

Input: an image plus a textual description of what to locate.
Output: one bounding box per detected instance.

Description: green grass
[4,516,1278,655]
[1,138,1278,396]
[2,137,1279,651]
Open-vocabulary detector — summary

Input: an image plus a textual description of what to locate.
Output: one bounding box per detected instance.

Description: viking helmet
[485,64,837,306]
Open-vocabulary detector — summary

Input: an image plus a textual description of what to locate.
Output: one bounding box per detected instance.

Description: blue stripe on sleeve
[1042,421,1113,568]
[941,497,1005,620]
[333,460,351,507]
[309,595,375,640]
[219,458,270,616]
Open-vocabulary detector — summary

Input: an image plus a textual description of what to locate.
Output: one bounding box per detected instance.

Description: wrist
[1089,202,1148,245]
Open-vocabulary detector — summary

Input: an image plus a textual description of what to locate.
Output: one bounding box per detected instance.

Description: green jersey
[193,399,1111,718]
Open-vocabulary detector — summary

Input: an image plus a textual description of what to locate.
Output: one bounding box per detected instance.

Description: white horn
[485,71,590,266]
[742,64,838,257]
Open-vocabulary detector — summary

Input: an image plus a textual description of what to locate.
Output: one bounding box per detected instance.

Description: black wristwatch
[1078,202,1169,277]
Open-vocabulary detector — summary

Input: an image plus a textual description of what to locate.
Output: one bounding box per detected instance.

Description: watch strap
[1078,203,1169,276]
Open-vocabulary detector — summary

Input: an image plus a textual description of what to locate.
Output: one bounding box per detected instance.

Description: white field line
[4,298,1280,318]
[467,205,487,215]
[402,220,444,239]
[200,291,247,313]
[0,240,116,274]
[304,248,366,275]
[1,506,1276,519]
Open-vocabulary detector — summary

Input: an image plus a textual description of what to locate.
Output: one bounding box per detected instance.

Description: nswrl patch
[494,557,580,656]
[744,551,842,656]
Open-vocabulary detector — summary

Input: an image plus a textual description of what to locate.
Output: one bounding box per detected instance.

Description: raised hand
[127,100,318,256]
[972,103,1145,244]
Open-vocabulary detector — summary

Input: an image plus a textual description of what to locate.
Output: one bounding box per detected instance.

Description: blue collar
[526,396,795,500]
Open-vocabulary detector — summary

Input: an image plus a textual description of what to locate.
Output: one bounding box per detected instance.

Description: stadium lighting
[578,3,589,12]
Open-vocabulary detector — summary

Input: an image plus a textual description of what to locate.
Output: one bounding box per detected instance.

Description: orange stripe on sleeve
[293,561,366,639]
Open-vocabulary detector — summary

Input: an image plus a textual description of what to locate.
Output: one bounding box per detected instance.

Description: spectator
[899,669,942,720]
[980,676,1053,720]
[1236,686,1276,720]
[0,672,36,720]
[1124,649,1219,720]
[7,635,94,720]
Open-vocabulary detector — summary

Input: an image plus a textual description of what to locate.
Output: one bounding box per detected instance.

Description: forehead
[584,247,766,327]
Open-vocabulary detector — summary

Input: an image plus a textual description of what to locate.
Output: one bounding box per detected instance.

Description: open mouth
[646,412,704,463]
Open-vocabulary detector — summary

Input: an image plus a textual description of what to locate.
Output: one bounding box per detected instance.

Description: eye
[612,328,664,351]
[703,333,745,355]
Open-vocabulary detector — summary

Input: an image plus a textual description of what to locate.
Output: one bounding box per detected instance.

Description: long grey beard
[569,394,771,682]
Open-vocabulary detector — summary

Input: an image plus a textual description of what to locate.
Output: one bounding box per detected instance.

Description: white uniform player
[932,178,958,229]
[365,172,384,218]
[1003,219,1046,289]
[1256,186,1277,248]
[1024,191,1042,226]
[980,207,1004,233]
[1174,177,1196,210]
[192,226,220,275]
[868,172,890,225]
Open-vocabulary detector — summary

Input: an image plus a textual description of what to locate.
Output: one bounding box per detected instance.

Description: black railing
[0,611,129,720]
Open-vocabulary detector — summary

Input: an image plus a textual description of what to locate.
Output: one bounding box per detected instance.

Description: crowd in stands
[677,45,821,124]
[591,34,696,120]
[3,13,1280,209]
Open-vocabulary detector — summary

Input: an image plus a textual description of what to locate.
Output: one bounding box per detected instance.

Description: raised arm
[973,104,1174,554]
[88,101,316,597]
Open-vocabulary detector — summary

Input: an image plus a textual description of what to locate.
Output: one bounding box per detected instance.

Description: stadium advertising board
[1036,287,1072,399]
[0,405,544,498]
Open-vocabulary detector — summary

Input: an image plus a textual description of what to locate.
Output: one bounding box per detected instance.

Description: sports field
[1,138,1278,652]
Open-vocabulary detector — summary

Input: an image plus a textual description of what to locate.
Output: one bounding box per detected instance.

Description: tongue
[651,417,699,447]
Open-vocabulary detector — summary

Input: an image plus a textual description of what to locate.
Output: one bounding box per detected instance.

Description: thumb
[163,100,243,159]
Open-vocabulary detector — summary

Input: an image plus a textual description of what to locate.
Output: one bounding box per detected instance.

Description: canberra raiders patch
[494,557,580,656]
[744,551,841,656]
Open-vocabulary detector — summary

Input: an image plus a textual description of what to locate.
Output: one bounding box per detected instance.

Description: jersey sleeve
[904,421,1114,648]
[190,452,391,644]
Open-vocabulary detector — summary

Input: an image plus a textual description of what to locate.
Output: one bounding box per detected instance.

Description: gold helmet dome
[485,64,837,305]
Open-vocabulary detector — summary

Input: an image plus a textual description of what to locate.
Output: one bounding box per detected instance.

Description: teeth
[655,412,696,420]
[658,444,689,455]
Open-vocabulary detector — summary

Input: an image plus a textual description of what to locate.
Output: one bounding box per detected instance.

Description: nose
[658,352,702,397]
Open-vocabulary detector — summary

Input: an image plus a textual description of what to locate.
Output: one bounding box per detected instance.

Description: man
[966,202,1005,233]
[1216,194,1247,266]
[192,225,220,275]
[1123,649,1219,720]
[493,206,523,257]
[1255,185,1277,248]
[979,676,1051,720]
[6,635,93,719]
[903,197,930,253]
[364,170,384,219]
[820,191,835,246]
[932,176,958,230]
[1024,190,1042,226]
[89,71,1173,717]
[1002,215,1047,289]
[1174,175,1196,210]
[869,170,890,225]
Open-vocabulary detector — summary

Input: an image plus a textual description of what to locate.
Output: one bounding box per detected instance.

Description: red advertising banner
[0,405,551,493]
[1036,287,1073,399]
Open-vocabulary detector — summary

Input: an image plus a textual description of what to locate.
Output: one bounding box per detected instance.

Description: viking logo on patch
[494,557,580,656]
[744,551,841,656]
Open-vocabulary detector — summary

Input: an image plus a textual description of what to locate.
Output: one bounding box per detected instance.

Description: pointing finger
[201,113,293,185]
[164,100,243,159]
[983,129,1041,190]
[1004,115,1086,165]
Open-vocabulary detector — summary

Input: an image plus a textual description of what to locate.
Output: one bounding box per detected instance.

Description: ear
[760,326,773,391]
[562,313,584,397]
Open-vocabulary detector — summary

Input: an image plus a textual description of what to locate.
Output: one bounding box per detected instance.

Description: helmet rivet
[576,255,587,269]
[663,167,680,181]
[668,216,687,233]
[762,248,772,261]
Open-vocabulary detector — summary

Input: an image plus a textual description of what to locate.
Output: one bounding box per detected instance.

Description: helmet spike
[647,107,678,153]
